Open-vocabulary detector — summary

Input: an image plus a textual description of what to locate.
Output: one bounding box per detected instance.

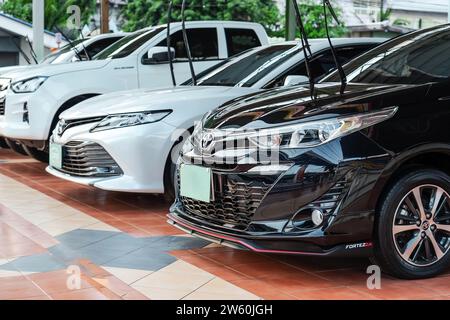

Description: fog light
[311,209,324,226]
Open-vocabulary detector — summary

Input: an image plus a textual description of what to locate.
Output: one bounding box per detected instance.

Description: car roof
[135,21,264,33]
[280,37,386,49]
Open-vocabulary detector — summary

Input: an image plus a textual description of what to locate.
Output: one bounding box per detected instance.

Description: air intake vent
[54,141,122,177]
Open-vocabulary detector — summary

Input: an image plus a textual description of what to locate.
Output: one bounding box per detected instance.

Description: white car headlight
[90,110,172,133]
[11,76,47,93]
[221,107,398,150]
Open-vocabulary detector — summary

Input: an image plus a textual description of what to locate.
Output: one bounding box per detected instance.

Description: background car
[46,38,384,199]
[0,21,268,162]
[0,33,127,151]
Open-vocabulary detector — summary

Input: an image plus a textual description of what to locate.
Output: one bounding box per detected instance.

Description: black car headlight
[232,107,398,149]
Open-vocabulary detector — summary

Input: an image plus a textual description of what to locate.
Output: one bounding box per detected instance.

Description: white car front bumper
[1,86,59,142]
[46,119,179,193]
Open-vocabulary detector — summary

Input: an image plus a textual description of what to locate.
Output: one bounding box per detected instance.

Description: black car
[169,24,450,279]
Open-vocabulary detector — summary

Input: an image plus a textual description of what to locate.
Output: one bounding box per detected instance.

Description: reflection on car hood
[0,66,27,77]
[61,86,258,120]
[203,82,426,130]
[0,60,110,81]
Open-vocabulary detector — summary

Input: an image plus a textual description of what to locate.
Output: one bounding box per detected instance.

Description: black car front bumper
[169,133,392,257]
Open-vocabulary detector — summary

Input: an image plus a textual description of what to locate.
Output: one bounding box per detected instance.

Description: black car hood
[203,82,428,130]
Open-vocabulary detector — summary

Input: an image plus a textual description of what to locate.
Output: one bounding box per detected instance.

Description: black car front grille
[180,176,270,230]
[0,96,5,116]
[56,141,122,177]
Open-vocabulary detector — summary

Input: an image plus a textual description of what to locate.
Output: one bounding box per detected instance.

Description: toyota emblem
[57,120,67,136]
[201,132,214,150]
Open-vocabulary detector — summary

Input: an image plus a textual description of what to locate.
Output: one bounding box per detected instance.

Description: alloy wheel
[393,184,450,267]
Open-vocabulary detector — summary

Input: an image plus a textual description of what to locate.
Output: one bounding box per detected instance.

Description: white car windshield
[94,27,165,60]
[40,39,85,64]
[193,44,299,87]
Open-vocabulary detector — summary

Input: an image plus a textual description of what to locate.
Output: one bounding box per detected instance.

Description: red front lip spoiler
[167,214,329,256]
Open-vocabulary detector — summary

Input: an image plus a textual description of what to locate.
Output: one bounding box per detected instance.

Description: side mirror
[283,75,310,87]
[142,46,175,65]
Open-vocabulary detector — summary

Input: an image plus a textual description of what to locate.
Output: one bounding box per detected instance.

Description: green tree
[0,0,96,34]
[298,0,346,38]
[121,0,281,37]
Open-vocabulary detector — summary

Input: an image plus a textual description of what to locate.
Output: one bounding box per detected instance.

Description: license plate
[179,164,212,203]
[49,142,63,170]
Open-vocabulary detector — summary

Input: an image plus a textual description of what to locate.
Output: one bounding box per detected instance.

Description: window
[225,28,261,57]
[267,45,378,88]
[94,27,165,60]
[156,28,219,61]
[325,29,450,85]
[196,45,297,87]
[84,36,124,58]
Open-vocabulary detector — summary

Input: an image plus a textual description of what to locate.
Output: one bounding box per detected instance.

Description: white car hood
[1,59,110,81]
[61,86,259,121]
[0,66,28,77]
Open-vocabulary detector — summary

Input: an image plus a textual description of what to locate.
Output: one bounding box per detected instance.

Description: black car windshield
[94,27,165,60]
[40,39,85,64]
[324,26,450,85]
[195,44,299,87]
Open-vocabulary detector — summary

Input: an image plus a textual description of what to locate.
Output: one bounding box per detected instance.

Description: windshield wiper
[323,0,347,94]
[77,29,91,60]
[25,36,38,64]
[55,26,83,61]
[291,0,315,99]
[167,0,176,86]
[181,0,197,85]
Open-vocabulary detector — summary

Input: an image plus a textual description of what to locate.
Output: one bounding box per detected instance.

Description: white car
[46,38,384,197]
[0,33,127,76]
[0,21,268,160]
[0,33,126,151]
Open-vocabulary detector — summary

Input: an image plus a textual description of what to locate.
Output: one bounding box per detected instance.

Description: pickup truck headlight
[247,107,398,149]
[90,110,172,133]
[11,76,47,93]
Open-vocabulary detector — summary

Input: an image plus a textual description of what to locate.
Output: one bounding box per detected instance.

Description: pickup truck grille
[57,141,122,177]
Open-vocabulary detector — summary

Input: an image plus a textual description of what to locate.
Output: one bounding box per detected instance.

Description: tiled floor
[1,148,450,300]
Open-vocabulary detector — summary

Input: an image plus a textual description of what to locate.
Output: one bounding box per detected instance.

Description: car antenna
[9,38,32,65]
[323,0,347,94]
[77,29,92,61]
[25,36,39,64]
[167,0,176,86]
[291,0,316,99]
[54,26,83,62]
[181,0,197,85]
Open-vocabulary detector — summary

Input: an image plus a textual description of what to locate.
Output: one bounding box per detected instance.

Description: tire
[373,168,450,279]
[4,138,27,156]
[23,145,49,163]
[0,138,9,149]
[163,141,183,203]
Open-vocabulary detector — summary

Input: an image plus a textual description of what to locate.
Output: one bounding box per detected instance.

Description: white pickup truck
[0,21,268,160]
[0,33,126,151]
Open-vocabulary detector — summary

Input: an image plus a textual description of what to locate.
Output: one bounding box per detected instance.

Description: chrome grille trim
[58,117,104,136]
[55,141,122,177]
